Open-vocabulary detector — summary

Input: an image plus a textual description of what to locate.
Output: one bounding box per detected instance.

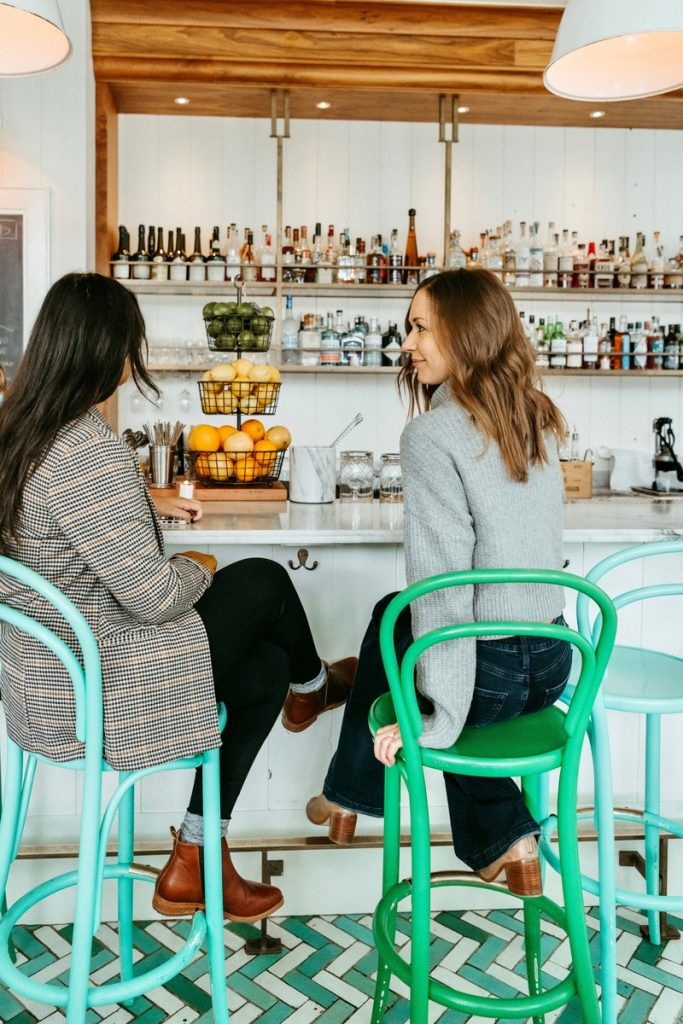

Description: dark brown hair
[398,268,566,481]
[0,273,158,549]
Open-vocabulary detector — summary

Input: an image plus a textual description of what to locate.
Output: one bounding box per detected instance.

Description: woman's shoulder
[48,409,129,468]
[401,394,473,454]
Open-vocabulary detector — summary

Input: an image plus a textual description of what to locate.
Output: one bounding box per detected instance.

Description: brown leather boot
[281,657,358,732]
[306,793,357,845]
[153,827,284,922]
[476,835,542,897]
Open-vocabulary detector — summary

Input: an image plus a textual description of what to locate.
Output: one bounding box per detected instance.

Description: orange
[218,424,238,448]
[265,425,291,450]
[208,452,234,481]
[241,418,266,442]
[253,439,278,476]
[232,454,260,482]
[188,424,221,452]
[223,430,254,454]
[194,453,212,479]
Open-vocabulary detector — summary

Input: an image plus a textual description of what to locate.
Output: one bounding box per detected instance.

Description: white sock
[289,660,327,694]
[180,810,229,845]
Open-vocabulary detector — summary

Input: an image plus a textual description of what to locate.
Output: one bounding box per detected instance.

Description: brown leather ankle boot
[153,827,284,922]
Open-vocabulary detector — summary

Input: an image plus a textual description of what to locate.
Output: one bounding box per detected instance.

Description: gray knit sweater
[400,383,565,749]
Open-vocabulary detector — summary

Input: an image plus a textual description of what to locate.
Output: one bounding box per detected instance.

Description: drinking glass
[339,450,374,502]
[379,452,403,502]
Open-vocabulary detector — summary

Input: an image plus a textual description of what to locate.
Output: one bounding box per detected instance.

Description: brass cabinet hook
[288,548,318,571]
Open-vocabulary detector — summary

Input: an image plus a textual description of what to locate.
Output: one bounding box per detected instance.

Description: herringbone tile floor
[1,907,682,1023]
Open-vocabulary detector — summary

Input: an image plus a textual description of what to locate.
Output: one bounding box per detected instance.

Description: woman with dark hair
[306,268,570,895]
[0,272,356,922]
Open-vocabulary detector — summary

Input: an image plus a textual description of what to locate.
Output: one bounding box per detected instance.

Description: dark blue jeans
[323,592,572,871]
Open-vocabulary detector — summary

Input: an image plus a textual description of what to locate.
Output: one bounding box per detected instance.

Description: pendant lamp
[0,0,71,76]
[544,0,683,102]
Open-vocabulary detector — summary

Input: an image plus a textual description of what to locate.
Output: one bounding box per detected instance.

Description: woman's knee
[219,557,291,594]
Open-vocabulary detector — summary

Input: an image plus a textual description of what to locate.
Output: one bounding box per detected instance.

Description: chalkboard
[0,213,24,383]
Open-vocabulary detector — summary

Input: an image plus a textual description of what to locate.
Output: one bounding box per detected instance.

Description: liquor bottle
[169,228,187,282]
[355,238,367,283]
[557,229,573,288]
[337,229,355,284]
[618,315,631,370]
[377,234,388,284]
[583,316,599,369]
[131,224,151,280]
[364,316,383,367]
[649,230,665,289]
[500,222,515,286]
[325,225,338,270]
[594,240,614,289]
[382,322,403,367]
[608,316,620,370]
[566,321,583,368]
[150,225,168,281]
[573,243,590,289]
[447,228,467,270]
[206,226,226,282]
[320,311,341,366]
[259,228,276,282]
[543,223,558,288]
[281,225,295,282]
[147,225,156,260]
[111,225,131,279]
[514,221,530,288]
[549,320,567,369]
[535,319,550,368]
[598,323,611,370]
[615,237,631,288]
[225,224,240,283]
[403,208,419,285]
[630,232,648,289]
[242,229,257,283]
[188,226,206,282]
[300,225,312,267]
[281,294,299,365]
[650,317,664,369]
[366,234,381,285]
[528,222,544,288]
[291,227,304,283]
[663,324,679,369]
[631,321,647,370]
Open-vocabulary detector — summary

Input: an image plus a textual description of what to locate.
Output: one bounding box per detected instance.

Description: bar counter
[162,493,683,546]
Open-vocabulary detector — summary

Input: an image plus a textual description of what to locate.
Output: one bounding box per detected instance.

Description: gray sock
[289,660,327,694]
[180,811,229,845]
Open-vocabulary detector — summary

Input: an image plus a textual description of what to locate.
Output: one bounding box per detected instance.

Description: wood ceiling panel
[90,0,683,130]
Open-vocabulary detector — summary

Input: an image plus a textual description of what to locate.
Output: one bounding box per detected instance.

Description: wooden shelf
[147,363,683,378]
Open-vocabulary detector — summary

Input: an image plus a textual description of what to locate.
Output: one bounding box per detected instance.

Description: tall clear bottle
[226,224,241,283]
[389,228,404,282]
[403,208,419,285]
[281,294,299,365]
[447,228,467,270]
[151,225,168,281]
[514,221,530,287]
[543,222,558,288]
[528,222,544,288]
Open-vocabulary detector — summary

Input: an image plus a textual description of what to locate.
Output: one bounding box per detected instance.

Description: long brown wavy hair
[0,273,158,550]
[398,268,566,482]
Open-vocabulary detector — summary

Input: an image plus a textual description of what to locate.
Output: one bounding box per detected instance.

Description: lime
[225,301,238,313]
[207,318,222,338]
[226,315,242,334]
[252,315,268,334]
[213,302,231,316]
[238,330,255,347]
[202,301,217,317]
[261,306,274,318]
[217,334,236,350]
[237,301,254,316]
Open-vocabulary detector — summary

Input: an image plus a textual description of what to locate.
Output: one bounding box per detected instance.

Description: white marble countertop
[162,494,683,546]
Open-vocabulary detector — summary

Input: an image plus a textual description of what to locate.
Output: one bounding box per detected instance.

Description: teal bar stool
[0,555,229,1024]
[544,538,683,1024]
[368,568,616,1024]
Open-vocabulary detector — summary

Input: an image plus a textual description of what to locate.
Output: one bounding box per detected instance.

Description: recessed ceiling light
[174,97,190,106]
[457,105,470,114]
[589,109,605,118]
[316,101,331,110]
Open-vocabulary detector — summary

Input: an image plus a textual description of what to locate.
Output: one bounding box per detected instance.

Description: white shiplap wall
[118,115,683,463]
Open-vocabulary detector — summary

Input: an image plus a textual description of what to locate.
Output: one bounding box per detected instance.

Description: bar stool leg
[202,749,229,1024]
[0,743,24,966]
[117,775,135,997]
[408,770,431,1024]
[371,764,401,1024]
[521,776,544,1024]
[66,763,103,1024]
[644,714,662,946]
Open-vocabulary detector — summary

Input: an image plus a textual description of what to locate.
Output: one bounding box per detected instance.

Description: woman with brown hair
[304,268,571,894]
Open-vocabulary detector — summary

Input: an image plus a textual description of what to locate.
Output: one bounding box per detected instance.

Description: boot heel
[329,809,357,845]
[505,857,542,897]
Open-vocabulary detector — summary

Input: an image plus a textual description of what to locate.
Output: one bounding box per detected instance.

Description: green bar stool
[368,567,616,1024]
[0,555,229,1024]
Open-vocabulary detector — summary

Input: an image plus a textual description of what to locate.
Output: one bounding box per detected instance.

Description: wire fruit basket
[188,448,285,487]
[197,379,281,416]
[203,300,274,352]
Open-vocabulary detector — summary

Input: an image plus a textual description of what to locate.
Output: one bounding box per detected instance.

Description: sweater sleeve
[401,420,477,748]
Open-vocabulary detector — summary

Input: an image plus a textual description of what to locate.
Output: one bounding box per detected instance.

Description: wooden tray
[153,481,287,502]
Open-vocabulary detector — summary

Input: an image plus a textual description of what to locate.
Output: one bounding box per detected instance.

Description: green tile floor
[1,907,682,1022]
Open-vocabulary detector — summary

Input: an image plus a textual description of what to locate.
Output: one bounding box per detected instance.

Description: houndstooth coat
[0,408,222,770]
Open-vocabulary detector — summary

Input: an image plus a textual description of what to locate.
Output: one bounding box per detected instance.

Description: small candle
[178,479,195,499]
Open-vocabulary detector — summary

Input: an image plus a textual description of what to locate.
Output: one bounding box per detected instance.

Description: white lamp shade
[544,0,683,102]
[0,0,71,76]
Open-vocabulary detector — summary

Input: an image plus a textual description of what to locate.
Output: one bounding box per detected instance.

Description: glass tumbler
[379,452,403,502]
[339,450,374,502]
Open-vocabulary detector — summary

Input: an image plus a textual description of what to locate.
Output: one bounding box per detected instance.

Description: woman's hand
[153,495,203,523]
[373,723,403,767]
[179,550,217,575]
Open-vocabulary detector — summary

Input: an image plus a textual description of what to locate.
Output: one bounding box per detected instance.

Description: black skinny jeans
[323,592,572,870]
[188,557,320,819]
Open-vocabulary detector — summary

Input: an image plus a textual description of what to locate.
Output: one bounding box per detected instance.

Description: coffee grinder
[652,417,683,493]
